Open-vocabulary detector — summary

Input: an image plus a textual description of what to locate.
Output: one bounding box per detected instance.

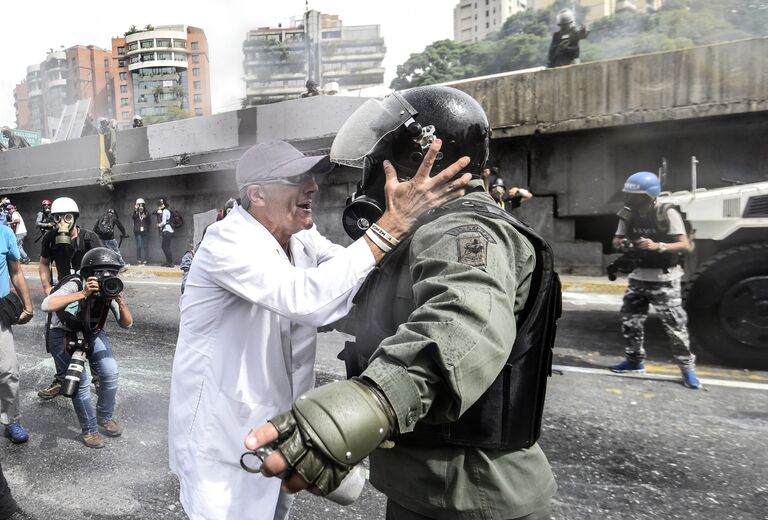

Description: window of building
[107,94,112,102]
[173,40,186,49]
[141,53,155,62]
[140,39,154,49]
[156,38,171,48]
[120,84,128,93]
[128,42,139,51]
[122,111,130,119]
[486,10,489,16]
[118,46,125,55]
[191,42,199,50]
[121,98,129,106]
[105,71,110,79]
[486,21,489,28]
[156,51,172,60]
[193,80,201,89]
[119,71,128,80]
[192,68,200,77]
[104,58,109,67]
[118,59,126,68]
[191,55,200,64]
[71,57,76,66]
[129,55,141,64]
[195,107,203,115]
[193,94,202,103]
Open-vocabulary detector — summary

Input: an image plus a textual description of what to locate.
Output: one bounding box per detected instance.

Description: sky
[0,0,455,128]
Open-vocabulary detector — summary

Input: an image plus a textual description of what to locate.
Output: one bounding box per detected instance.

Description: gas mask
[490,186,506,202]
[52,213,76,245]
[623,193,654,214]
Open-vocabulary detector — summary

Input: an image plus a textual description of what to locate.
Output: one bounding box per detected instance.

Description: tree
[153,85,163,103]
[172,85,185,108]
[124,25,138,37]
[390,0,768,89]
[142,107,190,125]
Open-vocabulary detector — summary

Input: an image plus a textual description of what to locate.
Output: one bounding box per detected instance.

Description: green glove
[270,378,395,495]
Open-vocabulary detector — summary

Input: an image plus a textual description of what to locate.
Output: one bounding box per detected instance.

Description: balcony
[48,78,68,88]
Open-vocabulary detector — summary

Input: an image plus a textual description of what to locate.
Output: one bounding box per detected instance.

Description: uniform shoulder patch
[457,236,488,267]
[447,225,495,268]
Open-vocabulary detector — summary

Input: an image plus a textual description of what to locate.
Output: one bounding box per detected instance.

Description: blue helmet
[622,171,660,198]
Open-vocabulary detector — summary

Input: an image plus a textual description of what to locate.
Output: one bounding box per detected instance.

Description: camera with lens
[60,338,87,398]
[94,270,124,299]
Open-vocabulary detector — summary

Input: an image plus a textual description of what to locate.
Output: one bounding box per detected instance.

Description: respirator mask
[52,213,76,245]
[623,193,653,213]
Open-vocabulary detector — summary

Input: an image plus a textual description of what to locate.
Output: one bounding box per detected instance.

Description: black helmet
[331,85,491,239]
[80,247,122,275]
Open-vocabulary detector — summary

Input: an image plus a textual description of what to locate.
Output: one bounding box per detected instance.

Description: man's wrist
[658,242,668,252]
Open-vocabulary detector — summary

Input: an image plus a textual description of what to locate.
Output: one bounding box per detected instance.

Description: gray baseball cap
[236,141,333,190]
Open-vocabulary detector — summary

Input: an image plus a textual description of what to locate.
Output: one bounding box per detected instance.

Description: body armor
[618,203,686,269]
[343,201,562,450]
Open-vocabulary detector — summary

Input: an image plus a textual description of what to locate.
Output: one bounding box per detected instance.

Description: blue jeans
[103,239,125,266]
[49,328,119,435]
[135,232,149,263]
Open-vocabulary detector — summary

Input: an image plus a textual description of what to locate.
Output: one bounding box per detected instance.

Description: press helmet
[80,247,122,275]
[41,199,52,206]
[51,197,80,216]
[133,115,142,121]
[556,8,575,26]
[331,85,490,238]
[136,198,145,205]
[622,171,661,198]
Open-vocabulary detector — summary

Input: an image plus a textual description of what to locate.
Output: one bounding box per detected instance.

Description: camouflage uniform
[620,278,695,369]
[616,206,696,369]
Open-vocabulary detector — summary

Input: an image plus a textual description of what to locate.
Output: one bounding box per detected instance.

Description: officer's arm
[362,213,534,427]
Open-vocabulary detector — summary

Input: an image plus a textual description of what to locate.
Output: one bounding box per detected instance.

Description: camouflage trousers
[620,278,695,369]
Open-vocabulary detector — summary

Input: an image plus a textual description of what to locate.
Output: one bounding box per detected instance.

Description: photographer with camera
[41,247,132,448]
[37,197,102,400]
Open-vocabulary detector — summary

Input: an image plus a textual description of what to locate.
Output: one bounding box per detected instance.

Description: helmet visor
[330,92,417,168]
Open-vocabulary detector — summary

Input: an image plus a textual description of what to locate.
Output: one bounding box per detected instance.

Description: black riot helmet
[80,247,122,276]
[331,85,491,239]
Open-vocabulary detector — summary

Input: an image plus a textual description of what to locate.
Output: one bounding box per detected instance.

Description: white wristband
[370,223,400,247]
[365,228,392,253]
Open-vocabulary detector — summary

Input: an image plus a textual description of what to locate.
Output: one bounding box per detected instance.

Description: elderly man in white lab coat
[168,139,471,520]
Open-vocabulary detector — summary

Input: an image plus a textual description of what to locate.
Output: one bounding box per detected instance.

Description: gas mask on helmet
[331,86,490,240]
[52,213,76,245]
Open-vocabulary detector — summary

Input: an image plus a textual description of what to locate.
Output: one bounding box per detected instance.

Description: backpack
[96,215,114,236]
[169,209,183,229]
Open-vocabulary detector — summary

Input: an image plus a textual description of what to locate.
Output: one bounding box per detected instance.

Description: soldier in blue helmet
[611,171,702,389]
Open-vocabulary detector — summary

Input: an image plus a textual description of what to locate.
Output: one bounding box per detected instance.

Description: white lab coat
[168,206,375,520]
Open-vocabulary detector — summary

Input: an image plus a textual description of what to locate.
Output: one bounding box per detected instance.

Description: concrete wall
[449,38,768,138]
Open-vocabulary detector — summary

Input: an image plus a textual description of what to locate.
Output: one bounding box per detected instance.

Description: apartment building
[454,0,529,43]
[529,0,664,23]
[111,25,211,126]
[12,25,211,137]
[243,11,386,106]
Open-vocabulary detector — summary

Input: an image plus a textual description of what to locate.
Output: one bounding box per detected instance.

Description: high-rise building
[13,81,30,130]
[243,11,386,106]
[454,0,529,43]
[12,25,211,138]
[66,45,116,121]
[111,25,212,125]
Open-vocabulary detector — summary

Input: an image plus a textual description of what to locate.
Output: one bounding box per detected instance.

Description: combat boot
[37,378,61,400]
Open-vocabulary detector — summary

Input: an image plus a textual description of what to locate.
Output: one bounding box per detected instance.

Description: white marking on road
[23,274,180,286]
[561,292,624,306]
[553,364,768,391]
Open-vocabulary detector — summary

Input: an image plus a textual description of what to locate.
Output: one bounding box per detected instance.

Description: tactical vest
[343,200,562,451]
[617,202,686,269]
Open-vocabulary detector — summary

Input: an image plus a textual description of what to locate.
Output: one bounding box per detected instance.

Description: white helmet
[556,8,575,25]
[133,115,142,121]
[136,198,145,204]
[51,197,79,215]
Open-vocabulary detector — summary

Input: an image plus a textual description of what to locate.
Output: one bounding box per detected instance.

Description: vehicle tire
[684,243,768,369]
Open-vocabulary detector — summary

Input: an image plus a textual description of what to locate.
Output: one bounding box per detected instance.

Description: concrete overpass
[2,38,767,271]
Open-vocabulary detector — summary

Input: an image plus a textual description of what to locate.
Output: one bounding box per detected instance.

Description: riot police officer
[610,171,702,389]
[246,86,562,519]
[547,8,589,68]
